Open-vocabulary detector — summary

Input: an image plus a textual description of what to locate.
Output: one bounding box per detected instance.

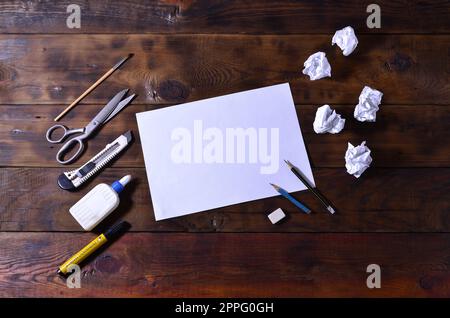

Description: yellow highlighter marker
[57,221,130,275]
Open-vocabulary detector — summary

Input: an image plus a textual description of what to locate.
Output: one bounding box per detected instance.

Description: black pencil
[284,159,335,214]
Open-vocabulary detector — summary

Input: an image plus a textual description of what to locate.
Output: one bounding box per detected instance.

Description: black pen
[284,160,335,214]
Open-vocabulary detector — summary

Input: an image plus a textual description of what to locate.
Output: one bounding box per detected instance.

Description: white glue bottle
[69,175,132,231]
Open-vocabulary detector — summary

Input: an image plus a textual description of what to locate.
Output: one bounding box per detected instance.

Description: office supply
[268,208,286,224]
[58,131,133,190]
[284,159,335,214]
[54,54,133,121]
[313,104,345,134]
[332,26,358,56]
[57,221,130,275]
[270,183,311,214]
[46,89,135,164]
[69,175,132,231]
[345,141,372,178]
[136,83,315,220]
[302,52,331,80]
[354,86,383,122]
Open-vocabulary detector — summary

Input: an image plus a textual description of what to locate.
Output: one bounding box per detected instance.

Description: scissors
[46,89,136,164]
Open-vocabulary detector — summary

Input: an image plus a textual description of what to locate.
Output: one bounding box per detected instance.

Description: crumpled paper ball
[354,86,383,122]
[313,104,346,134]
[332,26,358,56]
[302,52,331,80]
[345,141,372,178]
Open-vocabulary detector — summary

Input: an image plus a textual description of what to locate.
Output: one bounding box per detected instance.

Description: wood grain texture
[0,0,449,34]
[1,232,449,297]
[1,1,450,298]
[0,35,449,105]
[1,167,449,232]
[1,104,449,168]
[0,104,146,168]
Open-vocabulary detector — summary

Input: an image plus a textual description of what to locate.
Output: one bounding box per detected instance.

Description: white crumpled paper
[332,26,358,56]
[345,141,372,178]
[302,52,331,80]
[354,86,383,122]
[313,104,345,134]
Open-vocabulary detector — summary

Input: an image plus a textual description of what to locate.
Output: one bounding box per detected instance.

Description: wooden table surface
[0,0,449,297]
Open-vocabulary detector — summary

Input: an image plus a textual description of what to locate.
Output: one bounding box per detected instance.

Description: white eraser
[268,208,286,224]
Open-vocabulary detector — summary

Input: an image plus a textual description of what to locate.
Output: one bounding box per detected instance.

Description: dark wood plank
[1,167,449,232]
[1,104,449,168]
[0,0,449,34]
[0,35,448,105]
[1,232,449,297]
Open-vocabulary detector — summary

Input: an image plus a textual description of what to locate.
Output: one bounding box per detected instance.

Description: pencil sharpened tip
[269,183,279,190]
[284,159,293,168]
[327,206,335,214]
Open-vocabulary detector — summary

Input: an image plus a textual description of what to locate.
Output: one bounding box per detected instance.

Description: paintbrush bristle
[113,54,134,70]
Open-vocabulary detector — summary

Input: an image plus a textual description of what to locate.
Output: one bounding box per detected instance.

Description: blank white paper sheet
[136,83,314,220]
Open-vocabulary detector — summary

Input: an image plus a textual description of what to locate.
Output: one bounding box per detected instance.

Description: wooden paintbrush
[54,54,134,121]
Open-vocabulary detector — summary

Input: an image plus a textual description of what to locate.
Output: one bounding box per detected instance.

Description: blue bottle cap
[111,175,132,194]
[111,181,124,193]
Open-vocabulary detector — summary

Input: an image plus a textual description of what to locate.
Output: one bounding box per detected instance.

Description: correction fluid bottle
[69,175,132,231]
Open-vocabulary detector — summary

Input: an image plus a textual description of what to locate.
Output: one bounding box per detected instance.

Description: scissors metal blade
[92,89,129,124]
[104,94,136,124]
